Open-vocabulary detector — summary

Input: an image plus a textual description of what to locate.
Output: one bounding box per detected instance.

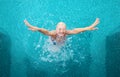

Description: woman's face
[56,22,66,37]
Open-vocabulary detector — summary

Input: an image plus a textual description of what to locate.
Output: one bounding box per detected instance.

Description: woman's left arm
[66,18,100,35]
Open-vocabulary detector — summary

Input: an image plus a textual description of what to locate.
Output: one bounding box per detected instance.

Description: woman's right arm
[24,19,55,36]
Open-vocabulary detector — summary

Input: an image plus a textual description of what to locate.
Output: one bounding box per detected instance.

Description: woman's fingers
[24,19,27,22]
[24,20,33,28]
[95,18,100,24]
[24,19,28,24]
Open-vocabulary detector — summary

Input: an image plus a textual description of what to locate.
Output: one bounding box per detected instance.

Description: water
[0,0,120,77]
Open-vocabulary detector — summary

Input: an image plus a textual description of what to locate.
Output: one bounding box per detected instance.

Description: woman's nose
[60,30,62,32]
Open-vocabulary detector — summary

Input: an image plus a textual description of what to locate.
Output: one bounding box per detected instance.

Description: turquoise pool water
[0,0,120,77]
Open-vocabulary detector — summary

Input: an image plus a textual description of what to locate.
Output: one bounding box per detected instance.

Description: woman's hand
[24,19,32,27]
[94,18,100,25]
[88,18,100,30]
[24,19,38,31]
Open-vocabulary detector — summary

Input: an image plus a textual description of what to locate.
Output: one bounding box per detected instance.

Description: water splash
[32,36,87,74]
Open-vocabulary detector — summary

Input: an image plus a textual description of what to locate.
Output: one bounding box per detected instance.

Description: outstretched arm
[24,20,54,36]
[66,18,100,35]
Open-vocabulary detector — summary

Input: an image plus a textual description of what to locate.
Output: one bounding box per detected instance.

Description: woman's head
[56,22,66,36]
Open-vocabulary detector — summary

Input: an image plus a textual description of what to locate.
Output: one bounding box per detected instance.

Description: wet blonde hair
[56,22,66,28]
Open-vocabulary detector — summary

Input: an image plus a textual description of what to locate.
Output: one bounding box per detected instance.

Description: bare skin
[24,18,100,42]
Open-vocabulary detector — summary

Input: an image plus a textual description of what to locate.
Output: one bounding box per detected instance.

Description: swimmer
[24,18,100,45]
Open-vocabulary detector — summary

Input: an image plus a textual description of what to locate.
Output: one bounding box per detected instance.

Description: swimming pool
[0,0,120,77]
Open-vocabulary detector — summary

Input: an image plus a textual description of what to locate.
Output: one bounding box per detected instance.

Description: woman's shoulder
[49,30,56,36]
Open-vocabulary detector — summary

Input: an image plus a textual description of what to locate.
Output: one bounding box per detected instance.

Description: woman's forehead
[57,22,66,25]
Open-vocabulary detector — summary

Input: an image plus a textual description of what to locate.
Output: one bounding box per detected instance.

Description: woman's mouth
[58,33,64,36]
